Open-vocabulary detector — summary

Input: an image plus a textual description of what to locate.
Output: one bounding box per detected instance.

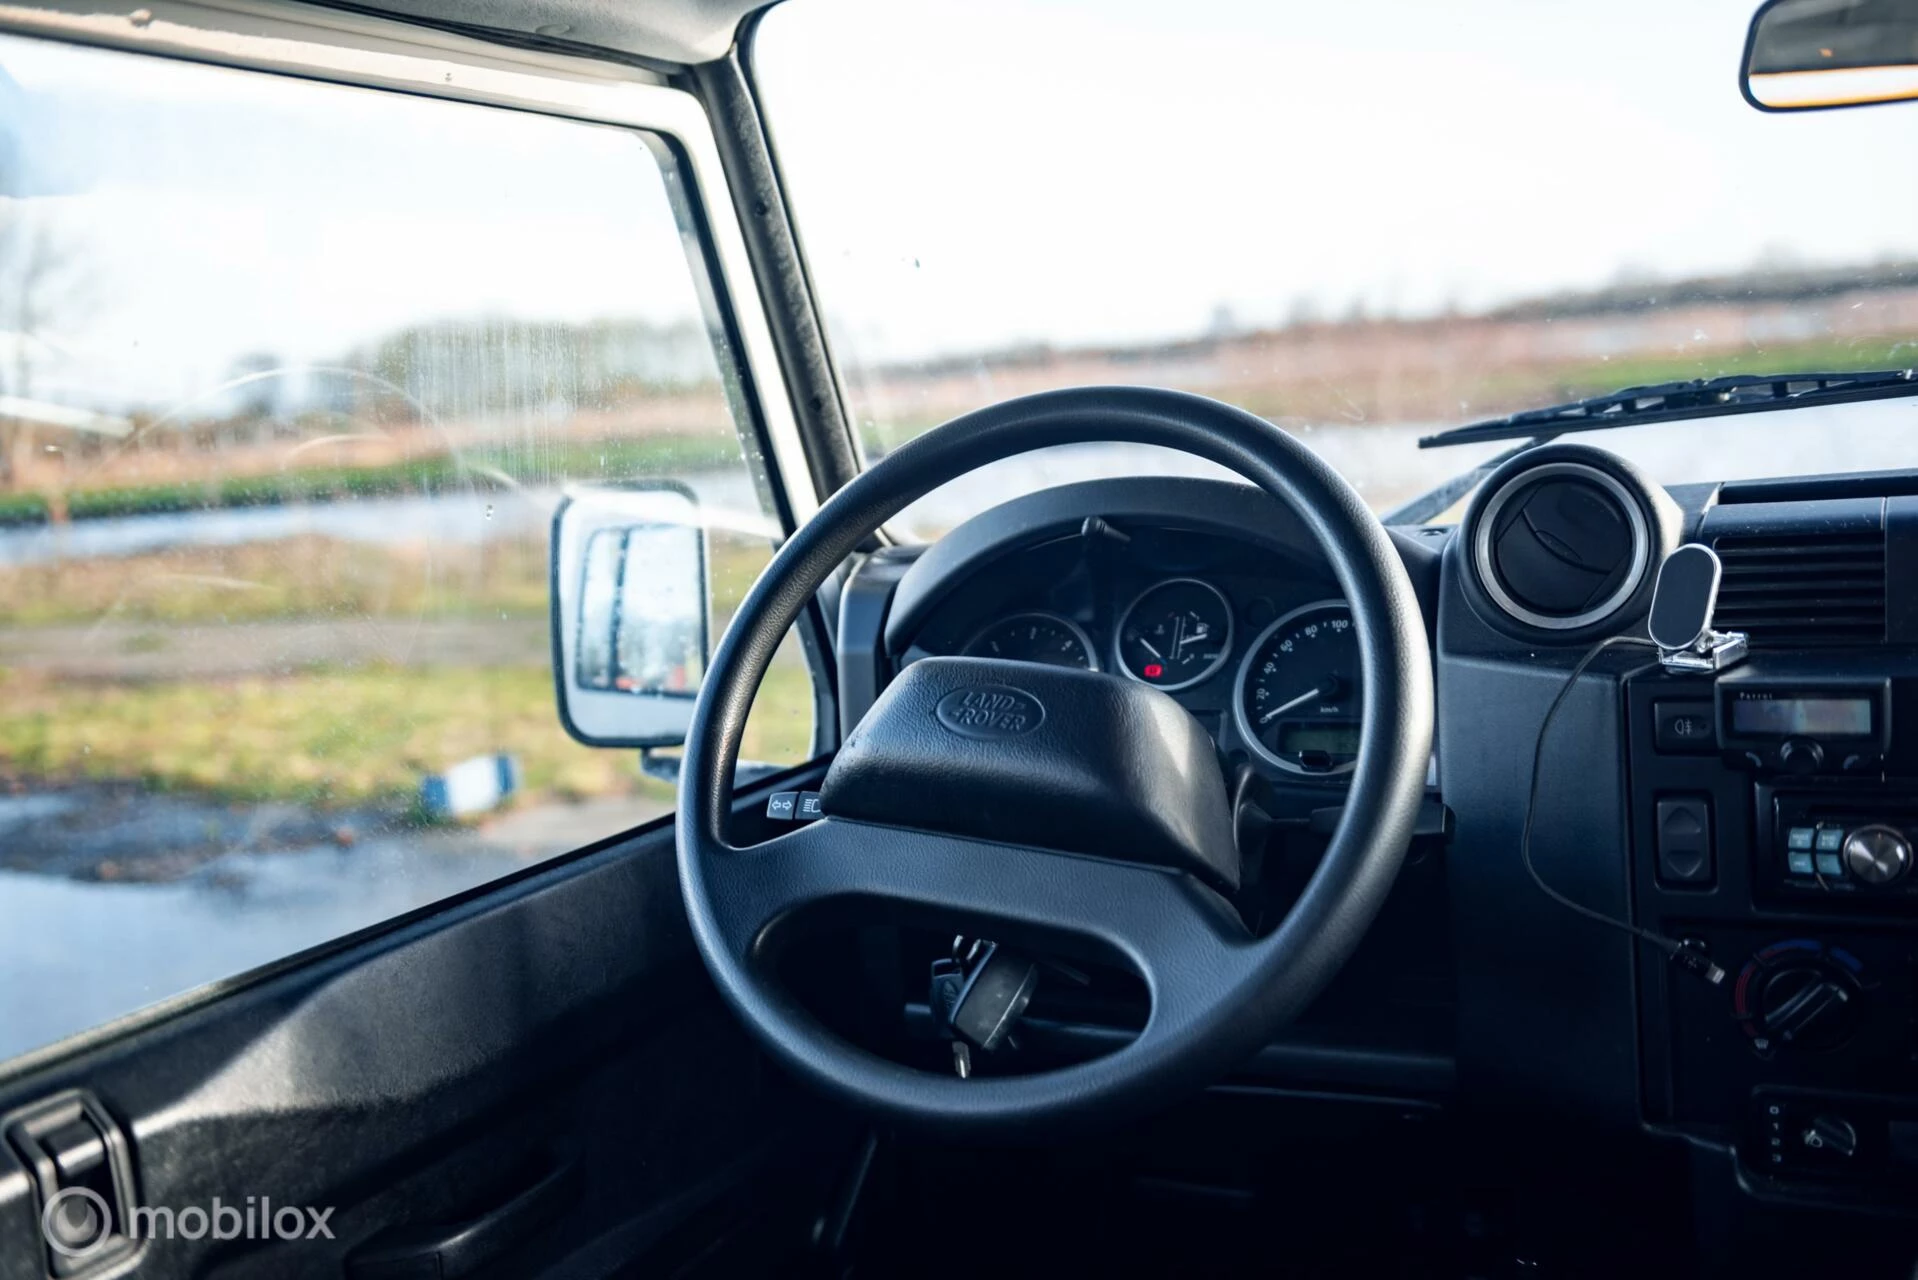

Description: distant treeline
[872,259,1918,379]
[344,315,724,423]
[1487,260,1918,320]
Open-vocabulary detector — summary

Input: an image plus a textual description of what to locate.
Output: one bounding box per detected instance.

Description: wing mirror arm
[634,748,785,789]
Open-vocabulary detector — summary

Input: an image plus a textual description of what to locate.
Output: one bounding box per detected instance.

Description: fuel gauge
[1114,578,1234,692]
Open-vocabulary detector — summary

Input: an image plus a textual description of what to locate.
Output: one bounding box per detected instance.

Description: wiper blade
[1419,368,1918,449]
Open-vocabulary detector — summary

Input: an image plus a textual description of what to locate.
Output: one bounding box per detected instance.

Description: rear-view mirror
[551,483,710,748]
[1744,0,1918,110]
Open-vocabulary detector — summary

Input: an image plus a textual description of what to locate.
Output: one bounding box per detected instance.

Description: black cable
[1520,634,1726,985]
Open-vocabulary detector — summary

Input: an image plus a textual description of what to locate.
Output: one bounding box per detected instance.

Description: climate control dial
[1732,939,1866,1058]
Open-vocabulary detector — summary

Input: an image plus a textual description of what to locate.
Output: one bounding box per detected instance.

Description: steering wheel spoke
[701,818,1255,1025]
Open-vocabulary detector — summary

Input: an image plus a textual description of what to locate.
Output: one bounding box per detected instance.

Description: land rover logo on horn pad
[935,685,1045,739]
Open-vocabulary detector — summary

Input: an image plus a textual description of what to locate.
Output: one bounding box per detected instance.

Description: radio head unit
[1715,673,1892,776]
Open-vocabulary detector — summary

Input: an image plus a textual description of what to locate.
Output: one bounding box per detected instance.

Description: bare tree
[0,196,91,496]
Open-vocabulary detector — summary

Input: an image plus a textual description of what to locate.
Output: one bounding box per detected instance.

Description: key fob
[948,945,1039,1053]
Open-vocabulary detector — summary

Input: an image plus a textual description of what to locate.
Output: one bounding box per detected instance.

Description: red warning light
[1142,663,1164,678]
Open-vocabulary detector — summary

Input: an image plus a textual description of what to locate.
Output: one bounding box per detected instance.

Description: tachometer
[1233,599,1361,776]
[1114,578,1234,692]
[964,611,1097,670]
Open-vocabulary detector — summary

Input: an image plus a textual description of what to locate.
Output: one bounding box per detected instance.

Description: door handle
[347,1154,579,1280]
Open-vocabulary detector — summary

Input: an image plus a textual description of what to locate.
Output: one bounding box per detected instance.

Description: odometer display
[964,612,1096,670]
[1279,722,1362,757]
[1234,600,1361,776]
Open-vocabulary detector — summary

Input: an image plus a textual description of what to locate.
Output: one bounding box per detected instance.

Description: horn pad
[819,656,1241,892]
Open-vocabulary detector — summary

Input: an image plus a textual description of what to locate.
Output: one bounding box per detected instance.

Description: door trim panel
[0,763,832,1278]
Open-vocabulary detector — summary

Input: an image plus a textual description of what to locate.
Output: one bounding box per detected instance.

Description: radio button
[1778,738,1825,775]
[1815,852,1846,879]
[1787,827,1816,851]
[1653,700,1716,753]
[1787,849,1816,877]
[1815,827,1846,853]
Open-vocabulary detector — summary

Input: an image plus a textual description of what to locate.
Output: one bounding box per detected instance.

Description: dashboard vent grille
[1711,529,1887,647]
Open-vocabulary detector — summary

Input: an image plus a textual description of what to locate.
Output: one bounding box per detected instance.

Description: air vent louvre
[1471,461,1651,632]
[1711,529,1886,646]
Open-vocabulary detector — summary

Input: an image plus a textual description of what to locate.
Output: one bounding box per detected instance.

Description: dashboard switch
[1655,795,1714,887]
[1803,1114,1859,1159]
[1653,700,1717,753]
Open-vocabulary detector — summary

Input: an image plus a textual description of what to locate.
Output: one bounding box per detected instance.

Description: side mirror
[1744,0,1918,111]
[551,483,710,748]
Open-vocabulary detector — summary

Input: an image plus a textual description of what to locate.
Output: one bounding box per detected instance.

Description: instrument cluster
[903,524,1361,784]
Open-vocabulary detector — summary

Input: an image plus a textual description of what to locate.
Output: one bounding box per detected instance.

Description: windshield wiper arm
[1383,440,1535,525]
[1419,368,1918,450]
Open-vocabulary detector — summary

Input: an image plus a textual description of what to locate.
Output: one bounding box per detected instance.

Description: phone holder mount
[1648,544,1749,674]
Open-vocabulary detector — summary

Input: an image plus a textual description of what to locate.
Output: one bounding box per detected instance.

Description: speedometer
[964,612,1097,670]
[1233,600,1361,776]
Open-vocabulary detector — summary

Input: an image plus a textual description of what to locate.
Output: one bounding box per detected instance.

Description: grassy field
[0,659,815,812]
[1472,339,1917,413]
[13,327,1902,816]
[0,535,547,627]
[0,433,745,527]
[0,531,775,628]
[11,335,1907,526]
[0,522,808,812]
[856,336,1916,459]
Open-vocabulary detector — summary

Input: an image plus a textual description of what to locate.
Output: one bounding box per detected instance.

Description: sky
[754,0,1918,361]
[2,0,1917,410]
[0,33,708,411]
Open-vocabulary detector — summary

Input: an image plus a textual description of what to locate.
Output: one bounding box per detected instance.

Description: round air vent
[1469,457,1653,632]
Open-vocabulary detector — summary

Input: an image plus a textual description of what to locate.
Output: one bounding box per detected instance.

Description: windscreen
[756,0,1918,537]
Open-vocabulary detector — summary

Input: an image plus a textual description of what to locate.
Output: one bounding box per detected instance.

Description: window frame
[0,4,850,1078]
[1,0,841,766]
[0,0,822,528]
[0,0,855,1082]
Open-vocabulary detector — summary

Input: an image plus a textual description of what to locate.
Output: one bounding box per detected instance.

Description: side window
[0,36,812,1061]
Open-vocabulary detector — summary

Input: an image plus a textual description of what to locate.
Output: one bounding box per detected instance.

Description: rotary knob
[1777,738,1824,775]
[1802,1114,1859,1159]
[1735,942,1869,1058]
[1758,964,1857,1052]
[1842,824,1912,886]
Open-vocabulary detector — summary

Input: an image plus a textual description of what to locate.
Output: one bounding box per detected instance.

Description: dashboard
[831,445,1918,1256]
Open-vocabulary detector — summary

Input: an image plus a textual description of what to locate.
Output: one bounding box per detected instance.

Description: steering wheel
[677,386,1432,1135]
